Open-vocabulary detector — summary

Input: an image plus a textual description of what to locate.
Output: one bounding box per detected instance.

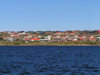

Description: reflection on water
[0,46,100,75]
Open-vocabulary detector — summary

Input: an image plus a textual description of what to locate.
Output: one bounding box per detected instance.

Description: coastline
[0,41,100,46]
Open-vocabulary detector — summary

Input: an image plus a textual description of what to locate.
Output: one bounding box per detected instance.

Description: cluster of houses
[1,30,100,42]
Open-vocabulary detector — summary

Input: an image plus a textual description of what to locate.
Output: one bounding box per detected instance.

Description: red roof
[98,30,100,33]
[30,38,40,41]
[89,38,96,40]
[56,32,62,33]
[11,33,19,36]
[25,35,29,36]
[24,38,29,41]
[80,37,85,39]
[52,35,57,37]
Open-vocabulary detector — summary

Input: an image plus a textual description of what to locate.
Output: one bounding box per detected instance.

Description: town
[0,30,100,42]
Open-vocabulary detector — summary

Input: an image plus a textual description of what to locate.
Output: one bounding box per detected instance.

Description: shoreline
[0,41,100,46]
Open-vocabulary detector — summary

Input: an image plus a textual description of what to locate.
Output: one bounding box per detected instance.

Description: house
[7,37,14,41]
[55,31,62,35]
[52,35,61,42]
[46,35,52,41]
[98,30,100,34]
[96,36,100,41]
[78,35,87,41]
[3,36,14,41]
[10,33,19,37]
[73,38,78,41]
[89,38,96,41]
[18,31,26,35]
[67,37,73,41]
[24,38,30,41]
[30,38,40,41]
[60,35,67,41]
[70,32,75,35]
[89,36,96,41]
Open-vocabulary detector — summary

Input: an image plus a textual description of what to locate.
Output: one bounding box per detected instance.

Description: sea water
[0,46,100,75]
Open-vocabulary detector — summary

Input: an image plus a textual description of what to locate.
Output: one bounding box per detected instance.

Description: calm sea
[0,46,100,75]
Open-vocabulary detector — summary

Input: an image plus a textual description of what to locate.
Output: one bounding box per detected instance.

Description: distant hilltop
[1,30,100,33]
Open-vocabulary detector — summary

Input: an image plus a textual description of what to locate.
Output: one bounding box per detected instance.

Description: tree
[0,37,3,41]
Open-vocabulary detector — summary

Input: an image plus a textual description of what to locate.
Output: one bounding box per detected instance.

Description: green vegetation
[0,41,100,46]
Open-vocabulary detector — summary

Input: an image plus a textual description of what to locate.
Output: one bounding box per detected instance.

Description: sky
[0,0,100,31]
